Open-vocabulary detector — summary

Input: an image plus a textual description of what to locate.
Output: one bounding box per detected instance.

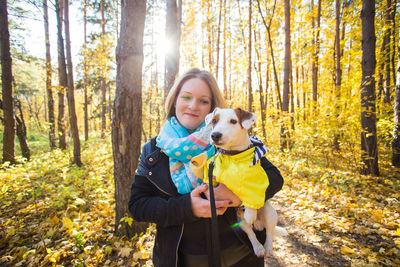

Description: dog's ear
[205,108,219,125]
[235,108,257,129]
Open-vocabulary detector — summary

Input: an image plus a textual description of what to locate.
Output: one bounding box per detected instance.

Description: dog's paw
[264,240,273,257]
[253,220,264,231]
[244,209,257,225]
[253,243,265,258]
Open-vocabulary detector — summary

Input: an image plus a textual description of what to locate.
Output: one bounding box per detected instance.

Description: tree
[64,0,82,166]
[281,0,291,151]
[392,37,400,167]
[43,0,56,149]
[55,0,67,150]
[333,0,342,150]
[0,0,15,164]
[101,0,106,138]
[112,0,148,237]
[247,0,252,113]
[165,0,181,94]
[83,0,89,141]
[311,0,321,111]
[360,0,379,175]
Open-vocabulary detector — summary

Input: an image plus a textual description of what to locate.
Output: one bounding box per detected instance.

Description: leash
[207,152,221,267]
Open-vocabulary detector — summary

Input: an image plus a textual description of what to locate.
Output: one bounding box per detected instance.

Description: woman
[129,68,283,267]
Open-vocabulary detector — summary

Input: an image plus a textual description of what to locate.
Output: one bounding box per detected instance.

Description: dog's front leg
[263,201,278,256]
[240,220,265,257]
[243,207,257,225]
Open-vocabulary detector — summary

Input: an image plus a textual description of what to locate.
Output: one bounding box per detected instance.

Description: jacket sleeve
[260,157,284,199]
[128,142,198,228]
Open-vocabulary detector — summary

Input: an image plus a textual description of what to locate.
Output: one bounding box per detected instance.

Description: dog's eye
[230,119,237,124]
[212,118,217,124]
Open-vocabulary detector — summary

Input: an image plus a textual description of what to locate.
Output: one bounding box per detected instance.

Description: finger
[216,207,228,215]
[215,200,230,208]
[191,184,208,197]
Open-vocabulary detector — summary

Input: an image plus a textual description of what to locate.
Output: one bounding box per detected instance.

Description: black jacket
[128,137,283,267]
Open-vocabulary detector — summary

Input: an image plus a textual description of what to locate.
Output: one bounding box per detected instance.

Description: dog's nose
[211,132,222,142]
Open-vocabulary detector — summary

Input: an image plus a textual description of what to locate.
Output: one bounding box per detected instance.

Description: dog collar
[216,144,254,156]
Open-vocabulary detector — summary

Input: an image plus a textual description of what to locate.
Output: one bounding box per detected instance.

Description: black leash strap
[207,161,221,267]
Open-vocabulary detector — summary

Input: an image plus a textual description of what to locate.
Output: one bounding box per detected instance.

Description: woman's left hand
[205,183,242,207]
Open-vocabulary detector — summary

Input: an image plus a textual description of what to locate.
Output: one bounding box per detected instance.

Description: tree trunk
[101,0,106,138]
[43,0,56,150]
[360,0,379,175]
[392,37,400,167]
[84,0,89,141]
[311,0,321,111]
[55,0,67,150]
[112,0,148,237]
[333,0,342,151]
[248,0,252,113]
[15,100,30,160]
[256,0,282,110]
[281,0,291,151]
[165,0,181,94]
[64,0,82,167]
[216,0,223,80]
[0,0,15,164]
[383,0,392,104]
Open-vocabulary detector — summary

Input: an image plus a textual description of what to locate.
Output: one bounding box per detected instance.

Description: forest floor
[0,136,399,266]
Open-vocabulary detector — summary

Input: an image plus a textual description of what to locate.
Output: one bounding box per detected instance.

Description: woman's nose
[188,99,198,109]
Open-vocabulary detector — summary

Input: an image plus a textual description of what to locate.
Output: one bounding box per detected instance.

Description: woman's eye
[230,119,237,124]
[200,99,210,105]
[181,95,191,101]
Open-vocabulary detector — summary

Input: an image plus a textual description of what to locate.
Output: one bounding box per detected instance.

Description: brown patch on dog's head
[211,113,220,126]
[234,108,255,129]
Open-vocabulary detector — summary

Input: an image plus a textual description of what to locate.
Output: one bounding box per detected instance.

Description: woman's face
[175,78,212,131]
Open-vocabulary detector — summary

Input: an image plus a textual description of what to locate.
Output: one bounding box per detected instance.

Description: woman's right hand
[190,184,231,218]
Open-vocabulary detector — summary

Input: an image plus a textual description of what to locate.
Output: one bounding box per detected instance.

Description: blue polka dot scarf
[156,117,215,194]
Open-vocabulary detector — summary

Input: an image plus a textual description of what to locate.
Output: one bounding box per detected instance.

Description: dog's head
[205,108,257,150]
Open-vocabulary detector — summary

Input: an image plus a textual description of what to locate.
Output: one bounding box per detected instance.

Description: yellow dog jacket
[202,147,269,209]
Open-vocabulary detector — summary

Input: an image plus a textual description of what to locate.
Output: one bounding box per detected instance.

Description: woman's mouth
[184,113,198,117]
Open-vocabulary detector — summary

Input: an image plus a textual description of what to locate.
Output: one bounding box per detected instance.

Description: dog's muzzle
[211,132,222,142]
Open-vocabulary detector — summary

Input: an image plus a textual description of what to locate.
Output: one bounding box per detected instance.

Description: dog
[190,107,287,257]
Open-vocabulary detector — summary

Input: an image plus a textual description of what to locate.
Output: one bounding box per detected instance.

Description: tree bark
[216,0,223,80]
[0,0,15,164]
[383,0,392,104]
[311,0,321,110]
[43,0,56,150]
[112,0,148,237]
[392,37,400,167]
[15,100,30,160]
[248,0,252,113]
[101,0,107,138]
[333,0,342,150]
[83,0,89,141]
[360,0,379,175]
[64,0,82,166]
[55,0,67,150]
[281,0,291,151]
[165,0,181,94]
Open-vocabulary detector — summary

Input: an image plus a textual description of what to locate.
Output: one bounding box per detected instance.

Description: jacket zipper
[175,224,184,267]
[146,175,173,196]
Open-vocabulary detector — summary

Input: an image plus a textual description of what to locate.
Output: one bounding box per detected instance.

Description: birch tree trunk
[0,0,15,164]
[247,0,253,113]
[112,0,148,237]
[101,0,107,138]
[360,0,379,175]
[64,0,82,166]
[43,0,56,149]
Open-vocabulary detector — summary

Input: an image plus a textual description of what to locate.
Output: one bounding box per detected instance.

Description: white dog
[191,107,287,257]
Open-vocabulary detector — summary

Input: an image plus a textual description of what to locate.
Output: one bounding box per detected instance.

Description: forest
[0,0,399,266]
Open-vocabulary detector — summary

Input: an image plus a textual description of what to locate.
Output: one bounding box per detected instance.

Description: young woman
[128,68,283,267]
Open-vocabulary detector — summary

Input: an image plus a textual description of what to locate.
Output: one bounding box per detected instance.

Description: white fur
[208,108,287,257]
